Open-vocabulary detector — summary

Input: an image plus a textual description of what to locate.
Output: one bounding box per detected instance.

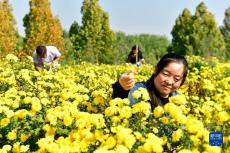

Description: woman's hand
[119,73,135,90]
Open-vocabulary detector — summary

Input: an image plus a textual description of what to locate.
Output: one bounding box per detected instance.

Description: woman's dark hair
[146,52,188,109]
[131,45,140,52]
[36,46,47,56]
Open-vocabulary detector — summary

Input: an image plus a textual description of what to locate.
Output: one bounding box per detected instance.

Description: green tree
[71,0,115,63]
[69,21,80,38]
[0,0,18,58]
[23,0,64,56]
[192,2,226,58]
[68,20,81,60]
[220,7,230,59]
[170,2,226,59]
[98,12,115,64]
[169,9,193,55]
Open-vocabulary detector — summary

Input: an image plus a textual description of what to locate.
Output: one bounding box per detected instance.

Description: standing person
[126,45,145,66]
[32,46,61,71]
[113,52,188,110]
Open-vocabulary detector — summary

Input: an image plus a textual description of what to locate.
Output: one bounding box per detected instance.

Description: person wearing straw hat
[126,45,145,66]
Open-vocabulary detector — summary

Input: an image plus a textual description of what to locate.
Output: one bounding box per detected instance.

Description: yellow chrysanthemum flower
[152,127,158,134]
[31,97,42,112]
[119,106,132,118]
[43,124,56,136]
[172,129,183,142]
[169,94,187,105]
[217,111,230,123]
[2,145,12,152]
[7,130,17,140]
[105,136,116,149]
[63,114,73,126]
[160,117,169,124]
[23,97,31,104]
[115,145,129,153]
[132,101,151,118]
[0,118,10,127]
[20,133,30,142]
[153,106,164,118]
[105,106,120,117]
[138,87,150,101]
[20,145,30,152]
[186,118,204,134]
[133,131,144,140]
[116,127,136,149]
[203,144,221,153]
[6,54,18,62]
[14,109,28,119]
[132,90,141,99]
[12,142,21,153]
[178,149,192,153]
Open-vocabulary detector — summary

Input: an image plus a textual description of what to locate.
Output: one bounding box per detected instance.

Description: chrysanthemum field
[0,54,229,153]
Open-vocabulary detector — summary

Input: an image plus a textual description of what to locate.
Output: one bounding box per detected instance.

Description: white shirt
[32,46,61,67]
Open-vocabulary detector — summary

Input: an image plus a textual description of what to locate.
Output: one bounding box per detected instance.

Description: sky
[10,0,230,40]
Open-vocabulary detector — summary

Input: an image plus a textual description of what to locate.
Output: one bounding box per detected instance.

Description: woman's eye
[162,72,169,76]
[174,78,181,82]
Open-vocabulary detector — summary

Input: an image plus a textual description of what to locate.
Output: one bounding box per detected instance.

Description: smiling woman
[153,58,186,98]
[112,52,188,111]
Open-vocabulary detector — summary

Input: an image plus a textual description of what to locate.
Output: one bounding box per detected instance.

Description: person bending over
[32,46,61,71]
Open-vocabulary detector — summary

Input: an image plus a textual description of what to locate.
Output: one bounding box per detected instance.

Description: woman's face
[132,49,138,54]
[154,62,185,98]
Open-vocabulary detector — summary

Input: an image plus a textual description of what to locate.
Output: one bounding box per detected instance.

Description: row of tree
[0,0,230,64]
